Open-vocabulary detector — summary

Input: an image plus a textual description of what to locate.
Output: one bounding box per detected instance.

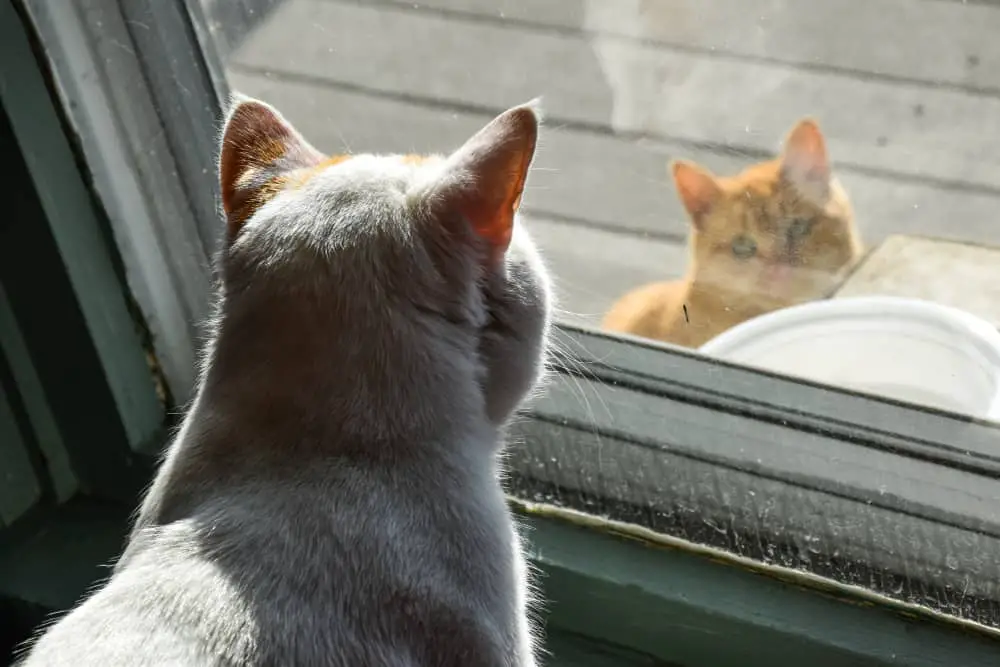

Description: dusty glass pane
[200,0,1000,423]
[194,0,1000,628]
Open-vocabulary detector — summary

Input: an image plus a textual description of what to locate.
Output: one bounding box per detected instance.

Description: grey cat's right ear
[426,101,540,263]
[671,160,720,228]
[218,97,325,239]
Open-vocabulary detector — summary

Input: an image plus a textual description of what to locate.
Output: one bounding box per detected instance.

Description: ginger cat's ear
[427,101,540,262]
[219,97,325,238]
[671,160,721,228]
[780,118,831,201]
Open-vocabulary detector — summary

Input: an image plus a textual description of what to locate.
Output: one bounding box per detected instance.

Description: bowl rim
[699,296,1000,417]
[700,295,1000,364]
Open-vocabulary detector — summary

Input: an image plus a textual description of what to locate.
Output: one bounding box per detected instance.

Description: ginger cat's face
[673,119,863,311]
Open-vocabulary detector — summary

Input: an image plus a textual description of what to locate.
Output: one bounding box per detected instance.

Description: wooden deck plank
[400,0,1000,94]
[232,0,1000,191]
[524,214,685,327]
[229,70,1000,252]
[834,235,1000,330]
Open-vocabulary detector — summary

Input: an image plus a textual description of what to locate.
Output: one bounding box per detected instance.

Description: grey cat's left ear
[218,96,325,239]
[780,118,831,200]
[430,101,540,261]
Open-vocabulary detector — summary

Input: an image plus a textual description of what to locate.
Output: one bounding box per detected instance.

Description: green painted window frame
[0,0,162,505]
[3,0,1000,665]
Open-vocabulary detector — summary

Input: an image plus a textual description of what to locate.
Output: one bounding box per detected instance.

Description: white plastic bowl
[699,296,1000,419]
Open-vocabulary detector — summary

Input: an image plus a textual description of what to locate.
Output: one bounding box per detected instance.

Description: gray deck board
[226,0,1000,324]
[232,0,1000,192]
[402,0,1000,94]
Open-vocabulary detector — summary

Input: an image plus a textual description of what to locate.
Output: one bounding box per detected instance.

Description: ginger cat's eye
[787,218,814,241]
[731,235,758,259]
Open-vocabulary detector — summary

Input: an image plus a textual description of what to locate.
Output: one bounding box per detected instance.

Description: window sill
[518,500,1000,667]
[3,495,998,667]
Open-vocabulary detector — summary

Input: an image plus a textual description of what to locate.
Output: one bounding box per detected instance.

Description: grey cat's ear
[671,159,720,228]
[780,118,831,201]
[219,97,325,238]
[429,101,540,261]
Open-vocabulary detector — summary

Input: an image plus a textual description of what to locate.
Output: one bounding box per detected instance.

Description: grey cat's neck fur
[18,99,548,667]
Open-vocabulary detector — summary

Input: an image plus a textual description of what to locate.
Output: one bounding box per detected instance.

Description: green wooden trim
[0,499,129,616]
[543,628,677,667]
[19,0,222,402]
[0,1,164,502]
[0,0,163,456]
[0,283,77,503]
[0,97,143,502]
[520,504,1000,667]
[552,323,1000,467]
[118,0,228,257]
[0,380,41,528]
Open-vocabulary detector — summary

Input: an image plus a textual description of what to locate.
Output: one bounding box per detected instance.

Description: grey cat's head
[206,97,551,448]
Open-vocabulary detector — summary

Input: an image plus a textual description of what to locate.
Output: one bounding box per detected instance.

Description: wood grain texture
[835,235,1000,329]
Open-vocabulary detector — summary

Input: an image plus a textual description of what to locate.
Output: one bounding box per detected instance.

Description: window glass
[199,0,1000,424]
[194,0,1000,629]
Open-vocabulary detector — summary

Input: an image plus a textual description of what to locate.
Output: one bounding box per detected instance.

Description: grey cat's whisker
[545,333,614,438]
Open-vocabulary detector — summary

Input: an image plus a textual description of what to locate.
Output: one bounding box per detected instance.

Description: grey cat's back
[18,98,548,667]
[27,456,520,666]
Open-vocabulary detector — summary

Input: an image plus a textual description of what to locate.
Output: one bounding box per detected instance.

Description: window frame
[520,506,1000,667]
[1,0,164,505]
[514,325,1000,607]
[7,0,1000,663]
[16,0,223,405]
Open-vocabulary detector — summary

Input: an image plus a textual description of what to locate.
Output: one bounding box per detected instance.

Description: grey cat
[19,96,550,666]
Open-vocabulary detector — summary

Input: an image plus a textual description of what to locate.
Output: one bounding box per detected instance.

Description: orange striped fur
[603,119,864,348]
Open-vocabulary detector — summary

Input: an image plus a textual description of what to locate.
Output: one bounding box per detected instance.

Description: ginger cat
[603,118,864,348]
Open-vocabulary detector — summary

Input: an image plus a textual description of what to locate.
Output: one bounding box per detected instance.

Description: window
[4,0,1000,664]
